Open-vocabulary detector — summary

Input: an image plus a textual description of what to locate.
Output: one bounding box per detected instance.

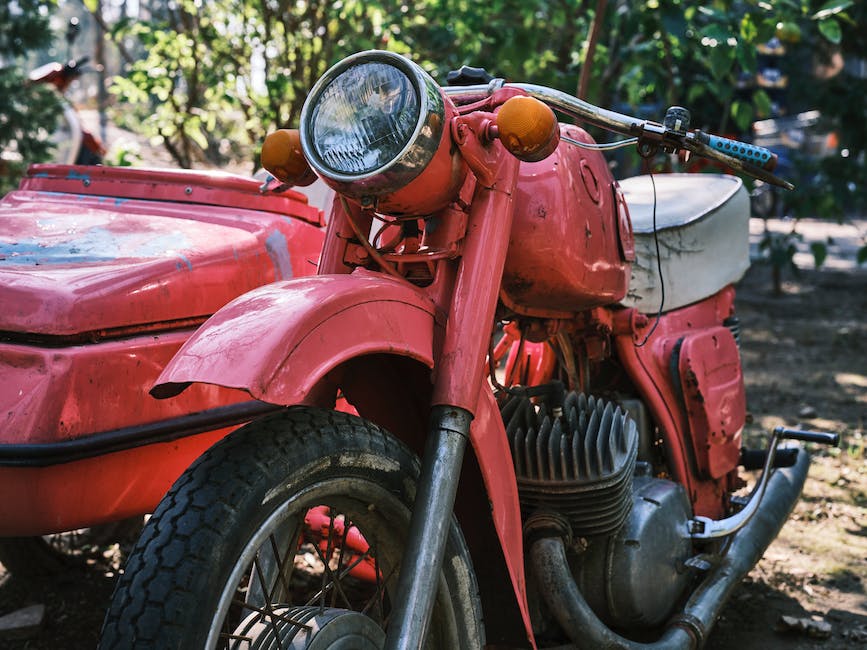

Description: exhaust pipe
[530,448,811,649]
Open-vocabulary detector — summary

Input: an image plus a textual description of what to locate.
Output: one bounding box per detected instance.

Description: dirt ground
[0,219,865,649]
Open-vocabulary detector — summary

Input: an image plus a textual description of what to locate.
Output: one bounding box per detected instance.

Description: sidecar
[0,164,324,536]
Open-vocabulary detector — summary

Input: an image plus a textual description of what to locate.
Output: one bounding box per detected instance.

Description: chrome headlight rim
[300,50,446,198]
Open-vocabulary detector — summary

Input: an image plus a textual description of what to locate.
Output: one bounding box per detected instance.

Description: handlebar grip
[774,426,840,446]
[698,133,777,171]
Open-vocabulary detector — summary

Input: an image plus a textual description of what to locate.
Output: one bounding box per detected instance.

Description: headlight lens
[308,61,420,176]
[300,51,451,207]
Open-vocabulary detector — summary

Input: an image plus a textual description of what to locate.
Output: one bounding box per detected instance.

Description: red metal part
[0,331,247,447]
[471,387,536,648]
[500,124,631,319]
[678,326,746,479]
[497,322,557,388]
[613,287,741,518]
[431,115,520,411]
[0,165,324,534]
[1,167,323,336]
[151,271,441,404]
[304,506,379,584]
[19,164,322,226]
[0,427,231,536]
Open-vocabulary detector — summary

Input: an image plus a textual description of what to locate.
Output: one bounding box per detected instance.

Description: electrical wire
[634,173,664,348]
[561,135,639,150]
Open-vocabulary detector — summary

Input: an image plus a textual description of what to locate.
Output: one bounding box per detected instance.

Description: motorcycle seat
[618,173,750,313]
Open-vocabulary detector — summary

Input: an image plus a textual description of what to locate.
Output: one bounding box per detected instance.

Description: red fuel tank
[500,125,633,318]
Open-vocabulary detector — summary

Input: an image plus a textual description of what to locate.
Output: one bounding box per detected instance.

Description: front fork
[384,126,520,649]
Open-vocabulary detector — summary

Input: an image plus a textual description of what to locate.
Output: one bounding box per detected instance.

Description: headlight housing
[300,50,465,215]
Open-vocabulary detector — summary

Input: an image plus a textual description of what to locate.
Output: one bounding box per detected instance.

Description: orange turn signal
[496,96,560,162]
[261,129,317,186]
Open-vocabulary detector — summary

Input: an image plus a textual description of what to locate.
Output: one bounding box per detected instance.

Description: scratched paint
[264,230,293,280]
[65,169,91,183]
[0,226,194,266]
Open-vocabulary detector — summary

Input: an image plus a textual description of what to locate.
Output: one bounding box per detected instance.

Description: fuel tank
[500,124,633,318]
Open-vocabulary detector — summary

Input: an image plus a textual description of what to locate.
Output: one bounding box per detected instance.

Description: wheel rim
[206,477,431,649]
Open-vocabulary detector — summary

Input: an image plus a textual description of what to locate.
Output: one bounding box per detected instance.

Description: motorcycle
[26,18,107,168]
[27,54,107,166]
[749,109,839,219]
[0,164,324,577]
[100,50,838,649]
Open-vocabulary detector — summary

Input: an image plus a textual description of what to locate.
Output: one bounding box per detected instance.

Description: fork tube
[384,153,520,649]
[384,406,470,650]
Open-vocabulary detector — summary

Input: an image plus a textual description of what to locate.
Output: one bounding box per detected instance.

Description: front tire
[100,407,484,649]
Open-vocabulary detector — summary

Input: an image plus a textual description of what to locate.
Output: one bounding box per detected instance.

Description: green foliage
[810,240,829,268]
[758,228,802,295]
[103,0,867,221]
[0,0,63,195]
[111,0,448,168]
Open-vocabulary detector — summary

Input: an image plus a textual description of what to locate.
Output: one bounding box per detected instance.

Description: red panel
[0,172,324,336]
[0,429,230,536]
[678,326,745,479]
[0,332,248,446]
[470,388,536,648]
[501,125,630,318]
[613,287,739,519]
[20,164,322,225]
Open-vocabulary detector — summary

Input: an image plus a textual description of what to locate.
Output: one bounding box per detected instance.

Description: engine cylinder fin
[501,388,639,537]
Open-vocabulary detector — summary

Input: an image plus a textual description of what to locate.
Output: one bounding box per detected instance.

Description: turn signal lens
[496,96,560,162]
[261,129,317,186]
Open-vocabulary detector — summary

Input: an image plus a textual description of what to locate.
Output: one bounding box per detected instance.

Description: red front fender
[152,269,534,644]
[153,270,442,404]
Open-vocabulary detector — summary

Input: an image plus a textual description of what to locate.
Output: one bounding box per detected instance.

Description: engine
[501,386,694,630]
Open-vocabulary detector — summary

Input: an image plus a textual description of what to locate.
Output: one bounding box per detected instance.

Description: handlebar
[695,132,777,171]
[443,81,792,190]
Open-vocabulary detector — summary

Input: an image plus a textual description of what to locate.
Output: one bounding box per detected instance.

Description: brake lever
[631,106,795,191]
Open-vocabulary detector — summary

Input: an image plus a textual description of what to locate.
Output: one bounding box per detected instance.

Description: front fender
[154,270,534,644]
[152,271,441,404]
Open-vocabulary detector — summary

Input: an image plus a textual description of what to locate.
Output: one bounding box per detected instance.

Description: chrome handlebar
[443,82,793,190]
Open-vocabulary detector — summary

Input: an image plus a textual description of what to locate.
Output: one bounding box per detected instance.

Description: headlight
[307,60,420,176]
[301,51,464,215]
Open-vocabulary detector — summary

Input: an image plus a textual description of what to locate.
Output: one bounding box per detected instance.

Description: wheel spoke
[331,516,353,608]
[230,597,314,629]
[252,553,287,650]
[267,518,301,600]
[361,538,395,625]
[310,535,355,610]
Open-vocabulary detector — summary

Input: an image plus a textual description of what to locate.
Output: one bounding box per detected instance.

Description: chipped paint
[265,229,293,280]
[0,226,195,266]
[65,169,91,183]
[176,254,193,271]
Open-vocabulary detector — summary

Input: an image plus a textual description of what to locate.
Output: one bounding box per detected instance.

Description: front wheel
[100,407,484,649]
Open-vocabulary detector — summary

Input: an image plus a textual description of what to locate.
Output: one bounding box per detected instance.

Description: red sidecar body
[0,164,324,536]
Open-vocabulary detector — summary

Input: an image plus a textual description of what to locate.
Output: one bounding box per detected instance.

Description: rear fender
[152,271,441,404]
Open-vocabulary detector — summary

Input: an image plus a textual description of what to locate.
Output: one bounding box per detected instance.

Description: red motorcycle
[28,55,107,166]
[0,164,324,576]
[30,17,107,167]
[100,51,838,649]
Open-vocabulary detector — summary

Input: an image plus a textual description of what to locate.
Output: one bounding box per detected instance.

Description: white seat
[618,173,750,313]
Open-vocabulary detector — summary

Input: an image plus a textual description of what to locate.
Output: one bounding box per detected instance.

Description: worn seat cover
[618,173,750,313]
